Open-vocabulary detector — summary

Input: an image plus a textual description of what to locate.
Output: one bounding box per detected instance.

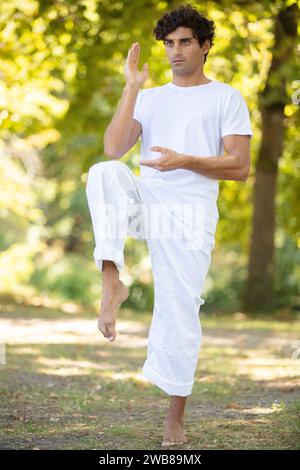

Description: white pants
[85,160,216,396]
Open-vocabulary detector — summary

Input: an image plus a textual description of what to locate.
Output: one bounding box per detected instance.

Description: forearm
[103,82,140,158]
[179,153,248,181]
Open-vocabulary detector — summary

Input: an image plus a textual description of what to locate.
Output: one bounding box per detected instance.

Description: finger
[150,146,164,152]
[127,46,133,64]
[135,43,140,62]
[128,43,137,64]
[132,42,139,63]
[141,164,162,171]
[140,164,160,170]
[140,159,160,166]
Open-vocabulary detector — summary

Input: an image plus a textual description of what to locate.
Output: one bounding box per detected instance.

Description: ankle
[102,266,120,282]
[102,260,119,275]
[164,413,184,425]
[103,273,120,285]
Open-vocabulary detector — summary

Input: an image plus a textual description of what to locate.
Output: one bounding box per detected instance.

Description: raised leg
[85,160,144,341]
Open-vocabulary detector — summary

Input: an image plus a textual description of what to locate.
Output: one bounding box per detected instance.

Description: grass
[0,301,299,449]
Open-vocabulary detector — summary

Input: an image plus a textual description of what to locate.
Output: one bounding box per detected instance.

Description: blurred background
[0,0,299,317]
[1,0,300,452]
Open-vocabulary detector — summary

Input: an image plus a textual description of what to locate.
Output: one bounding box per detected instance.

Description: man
[85,4,253,446]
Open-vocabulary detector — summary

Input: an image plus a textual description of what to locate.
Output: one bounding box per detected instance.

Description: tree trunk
[244,4,298,311]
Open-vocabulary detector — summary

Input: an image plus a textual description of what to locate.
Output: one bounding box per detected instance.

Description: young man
[86,4,253,446]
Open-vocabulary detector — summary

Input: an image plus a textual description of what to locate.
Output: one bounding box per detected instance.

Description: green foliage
[30,252,100,305]
[0,0,299,311]
[204,237,300,313]
[204,248,248,313]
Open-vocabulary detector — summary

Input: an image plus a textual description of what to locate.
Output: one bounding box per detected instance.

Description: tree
[244,2,299,310]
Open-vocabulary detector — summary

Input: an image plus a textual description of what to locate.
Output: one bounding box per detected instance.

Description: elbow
[103,147,124,160]
[103,137,123,159]
[239,168,250,182]
[238,160,251,181]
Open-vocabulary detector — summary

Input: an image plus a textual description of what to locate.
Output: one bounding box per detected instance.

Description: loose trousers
[85,160,216,396]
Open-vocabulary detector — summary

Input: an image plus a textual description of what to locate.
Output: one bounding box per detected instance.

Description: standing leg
[144,220,215,445]
[162,396,188,446]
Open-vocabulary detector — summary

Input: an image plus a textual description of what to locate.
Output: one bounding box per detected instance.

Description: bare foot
[161,415,188,446]
[98,277,129,342]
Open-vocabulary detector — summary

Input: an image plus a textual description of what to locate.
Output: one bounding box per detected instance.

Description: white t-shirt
[133,80,253,231]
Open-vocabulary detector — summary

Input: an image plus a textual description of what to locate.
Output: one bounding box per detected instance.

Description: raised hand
[124,42,149,87]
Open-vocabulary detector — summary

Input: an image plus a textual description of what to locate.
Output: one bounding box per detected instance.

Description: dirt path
[0,304,299,449]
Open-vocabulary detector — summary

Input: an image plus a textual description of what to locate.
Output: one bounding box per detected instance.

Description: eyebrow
[164,37,193,42]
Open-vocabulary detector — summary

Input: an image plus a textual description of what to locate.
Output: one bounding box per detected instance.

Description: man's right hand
[124,42,149,87]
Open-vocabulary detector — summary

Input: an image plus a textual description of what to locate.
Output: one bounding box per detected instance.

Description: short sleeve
[221,90,253,138]
[133,89,143,124]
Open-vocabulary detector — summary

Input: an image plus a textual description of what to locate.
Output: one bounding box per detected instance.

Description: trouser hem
[93,244,124,273]
[142,361,193,396]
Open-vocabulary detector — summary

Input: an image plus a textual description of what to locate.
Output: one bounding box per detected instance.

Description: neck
[171,72,211,87]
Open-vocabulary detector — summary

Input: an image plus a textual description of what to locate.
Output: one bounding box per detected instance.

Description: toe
[161,438,188,446]
[161,440,179,447]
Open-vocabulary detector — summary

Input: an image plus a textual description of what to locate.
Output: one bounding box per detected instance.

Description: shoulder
[213,82,250,113]
[212,81,243,98]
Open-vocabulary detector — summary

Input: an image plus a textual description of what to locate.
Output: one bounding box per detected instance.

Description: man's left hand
[140,146,182,171]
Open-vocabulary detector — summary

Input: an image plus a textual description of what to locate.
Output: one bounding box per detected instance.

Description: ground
[0,302,299,450]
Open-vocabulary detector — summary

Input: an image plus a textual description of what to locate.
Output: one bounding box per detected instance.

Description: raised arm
[103,42,148,159]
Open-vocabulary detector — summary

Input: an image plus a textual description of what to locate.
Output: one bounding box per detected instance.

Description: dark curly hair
[153,4,215,64]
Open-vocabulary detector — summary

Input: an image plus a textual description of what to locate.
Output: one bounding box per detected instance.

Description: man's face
[164,26,210,75]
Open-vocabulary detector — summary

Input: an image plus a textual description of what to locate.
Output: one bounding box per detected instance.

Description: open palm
[124,42,149,87]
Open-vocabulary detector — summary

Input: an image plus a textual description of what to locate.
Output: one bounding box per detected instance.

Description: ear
[201,39,211,54]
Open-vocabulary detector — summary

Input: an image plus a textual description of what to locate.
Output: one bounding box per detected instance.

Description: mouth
[172,59,185,63]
